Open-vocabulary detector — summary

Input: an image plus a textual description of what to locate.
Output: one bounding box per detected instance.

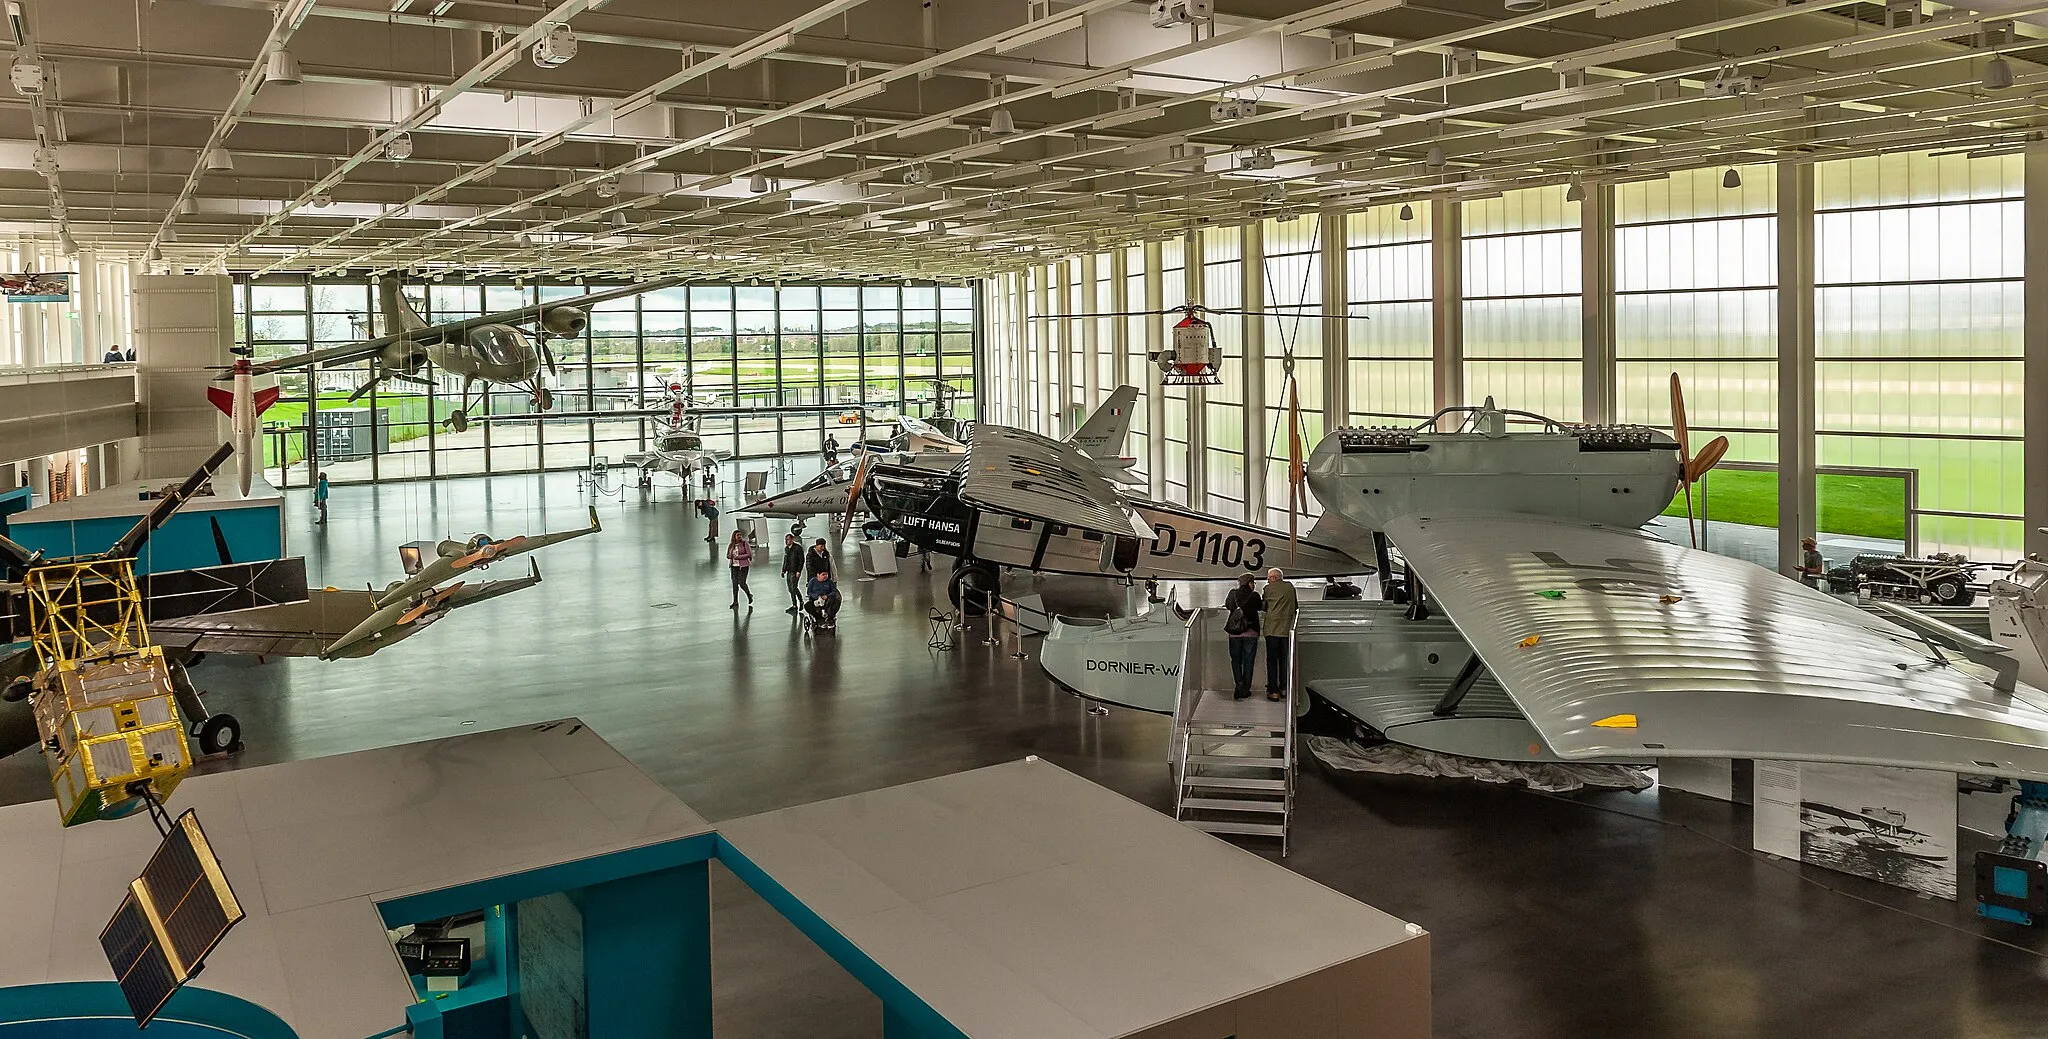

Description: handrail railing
[1170,607,1207,792]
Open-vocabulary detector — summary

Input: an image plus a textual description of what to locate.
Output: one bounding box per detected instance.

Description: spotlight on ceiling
[145,245,162,262]
[161,226,178,243]
[385,133,413,161]
[264,49,302,86]
[58,232,77,256]
[1565,174,1585,203]
[904,163,932,185]
[1398,203,1414,221]
[988,106,1016,135]
[310,191,332,208]
[177,197,196,215]
[204,148,234,171]
[1425,145,1445,167]
[1722,167,1742,189]
[931,220,949,234]
[612,211,629,228]
[1984,54,2015,90]
[593,179,618,198]
[1122,191,1139,213]
[748,172,771,193]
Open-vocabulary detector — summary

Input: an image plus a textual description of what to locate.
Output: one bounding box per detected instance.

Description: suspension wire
[1020,305,1364,321]
[1260,220,1322,462]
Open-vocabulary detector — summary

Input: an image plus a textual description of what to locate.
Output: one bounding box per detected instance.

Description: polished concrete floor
[4,469,2046,1038]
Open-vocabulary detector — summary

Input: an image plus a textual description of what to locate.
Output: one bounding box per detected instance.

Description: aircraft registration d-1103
[862,386,1364,612]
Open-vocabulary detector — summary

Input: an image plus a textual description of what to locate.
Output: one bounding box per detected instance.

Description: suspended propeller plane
[223,275,683,436]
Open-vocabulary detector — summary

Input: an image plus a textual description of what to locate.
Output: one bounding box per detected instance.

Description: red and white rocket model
[206,356,282,496]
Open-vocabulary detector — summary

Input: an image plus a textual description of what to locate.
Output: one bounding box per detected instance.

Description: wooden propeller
[1285,373,1309,561]
[1669,373,1728,548]
[843,453,875,530]
[397,582,464,625]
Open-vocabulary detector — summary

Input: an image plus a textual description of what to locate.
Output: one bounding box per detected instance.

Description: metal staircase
[1171,606,1297,855]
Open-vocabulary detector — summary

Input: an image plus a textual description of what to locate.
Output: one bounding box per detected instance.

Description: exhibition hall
[2,0,2047,1036]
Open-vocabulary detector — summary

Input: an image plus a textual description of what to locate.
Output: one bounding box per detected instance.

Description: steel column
[1431,198,1464,416]
[1777,161,1819,576]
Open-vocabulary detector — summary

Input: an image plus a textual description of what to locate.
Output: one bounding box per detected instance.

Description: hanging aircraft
[205,351,282,497]
[861,385,1365,612]
[1037,384,2048,785]
[226,275,684,435]
[145,509,602,661]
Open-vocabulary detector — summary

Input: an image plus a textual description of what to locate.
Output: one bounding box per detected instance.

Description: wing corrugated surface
[1386,512,2048,778]
[148,590,378,659]
[958,424,1150,538]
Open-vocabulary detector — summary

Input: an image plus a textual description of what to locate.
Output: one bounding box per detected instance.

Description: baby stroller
[803,574,843,633]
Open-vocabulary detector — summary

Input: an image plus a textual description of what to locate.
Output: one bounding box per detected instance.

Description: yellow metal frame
[25,557,149,669]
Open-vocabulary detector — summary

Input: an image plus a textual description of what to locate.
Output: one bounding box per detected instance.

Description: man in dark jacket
[1223,574,1263,700]
[1261,569,1299,702]
[779,533,805,614]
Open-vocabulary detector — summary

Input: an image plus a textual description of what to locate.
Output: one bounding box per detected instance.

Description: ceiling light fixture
[385,133,412,160]
[1722,167,1742,188]
[1398,203,1414,220]
[988,106,1016,135]
[904,163,932,185]
[311,191,332,208]
[748,172,770,193]
[1505,0,1544,11]
[1984,54,2015,90]
[177,198,196,215]
[1425,145,1445,166]
[594,179,618,198]
[204,148,234,171]
[1565,174,1585,202]
[264,49,302,86]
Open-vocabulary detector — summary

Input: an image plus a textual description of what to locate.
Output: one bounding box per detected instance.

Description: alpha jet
[232,276,681,434]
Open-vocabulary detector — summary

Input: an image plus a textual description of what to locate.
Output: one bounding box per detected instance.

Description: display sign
[2,271,70,302]
[1753,760,1959,899]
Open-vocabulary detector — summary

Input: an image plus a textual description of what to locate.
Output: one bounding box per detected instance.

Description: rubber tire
[197,713,242,756]
[536,387,555,412]
[1,678,29,703]
[949,563,1000,616]
[448,410,469,433]
[1928,577,1967,606]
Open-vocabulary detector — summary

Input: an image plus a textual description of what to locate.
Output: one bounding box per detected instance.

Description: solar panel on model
[98,810,246,1026]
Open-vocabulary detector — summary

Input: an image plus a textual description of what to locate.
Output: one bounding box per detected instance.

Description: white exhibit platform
[719,758,1431,1039]
[0,720,709,1039]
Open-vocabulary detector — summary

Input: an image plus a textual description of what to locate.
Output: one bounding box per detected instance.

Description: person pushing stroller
[802,538,842,631]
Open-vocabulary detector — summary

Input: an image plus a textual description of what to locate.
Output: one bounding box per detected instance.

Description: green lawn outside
[1662,467,1908,541]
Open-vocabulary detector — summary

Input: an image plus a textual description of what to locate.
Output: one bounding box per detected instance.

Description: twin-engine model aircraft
[147,509,601,661]
[229,276,683,434]
[862,385,1363,611]
[1037,391,2048,784]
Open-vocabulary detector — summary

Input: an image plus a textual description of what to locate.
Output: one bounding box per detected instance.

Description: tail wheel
[197,713,242,756]
[1929,577,1968,606]
[448,410,469,433]
[949,563,1001,616]
[536,387,555,412]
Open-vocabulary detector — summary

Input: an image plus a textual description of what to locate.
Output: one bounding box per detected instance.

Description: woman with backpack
[1222,573,1263,700]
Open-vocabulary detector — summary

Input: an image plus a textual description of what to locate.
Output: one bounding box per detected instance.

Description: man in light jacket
[1261,569,1298,702]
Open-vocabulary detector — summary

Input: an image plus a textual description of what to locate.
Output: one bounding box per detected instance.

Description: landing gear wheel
[536,387,555,412]
[1929,577,1970,606]
[447,409,470,434]
[2,678,30,703]
[196,713,242,756]
[949,562,1001,616]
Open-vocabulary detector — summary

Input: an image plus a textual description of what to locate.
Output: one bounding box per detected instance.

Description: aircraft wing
[241,279,684,378]
[148,588,380,658]
[958,424,1151,539]
[897,415,967,451]
[376,507,599,607]
[1384,512,2048,779]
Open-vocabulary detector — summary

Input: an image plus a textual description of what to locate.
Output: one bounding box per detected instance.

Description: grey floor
[4,469,2045,1038]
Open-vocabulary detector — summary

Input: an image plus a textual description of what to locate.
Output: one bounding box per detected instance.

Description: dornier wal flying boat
[985,388,2048,783]
[224,275,684,435]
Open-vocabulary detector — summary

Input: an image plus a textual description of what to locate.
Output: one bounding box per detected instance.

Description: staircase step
[1183,733,1287,747]
[1185,753,1289,769]
[1179,797,1288,813]
[1182,775,1288,791]
[1185,818,1288,838]
[1185,725,1287,738]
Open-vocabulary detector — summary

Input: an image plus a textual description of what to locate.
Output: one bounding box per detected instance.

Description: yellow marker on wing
[1517,634,1541,648]
[1593,714,1639,729]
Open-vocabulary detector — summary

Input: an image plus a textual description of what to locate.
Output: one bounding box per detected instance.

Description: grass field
[1662,468,1908,541]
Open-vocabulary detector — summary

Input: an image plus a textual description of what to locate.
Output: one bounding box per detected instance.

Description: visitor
[805,539,841,630]
[726,530,755,610]
[822,433,840,468]
[1262,568,1298,702]
[101,344,123,364]
[779,532,805,614]
[699,498,720,543]
[123,346,134,361]
[1797,536,1827,589]
[805,538,835,583]
[1222,573,1262,700]
[314,471,330,526]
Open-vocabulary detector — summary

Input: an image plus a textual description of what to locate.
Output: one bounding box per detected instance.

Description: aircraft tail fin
[377,276,424,336]
[1067,385,1139,457]
[206,386,234,417]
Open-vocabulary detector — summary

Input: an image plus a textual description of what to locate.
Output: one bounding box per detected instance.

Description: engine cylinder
[541,307,588,337]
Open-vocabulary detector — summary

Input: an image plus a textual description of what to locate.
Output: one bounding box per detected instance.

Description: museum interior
[4,0,2048,1037]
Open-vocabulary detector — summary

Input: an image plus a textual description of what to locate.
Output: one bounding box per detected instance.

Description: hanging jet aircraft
[619,427,729,486]
[862,385,1365,611]
[1036,388,2048,785]
[227,276,683,434]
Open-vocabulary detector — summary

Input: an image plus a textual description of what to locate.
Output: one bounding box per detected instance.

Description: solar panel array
[98,810,246,1026]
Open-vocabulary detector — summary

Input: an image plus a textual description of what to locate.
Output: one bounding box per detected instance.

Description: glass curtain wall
[234,277,976,485]
[1258,215,1325,530]
[1160,237,1191,505]
[1344,204,1434,426]
[1463,187,1583,421]
[1815,152,2025,557]
[1122,244,1152,486]
[1202,228,1247,519]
